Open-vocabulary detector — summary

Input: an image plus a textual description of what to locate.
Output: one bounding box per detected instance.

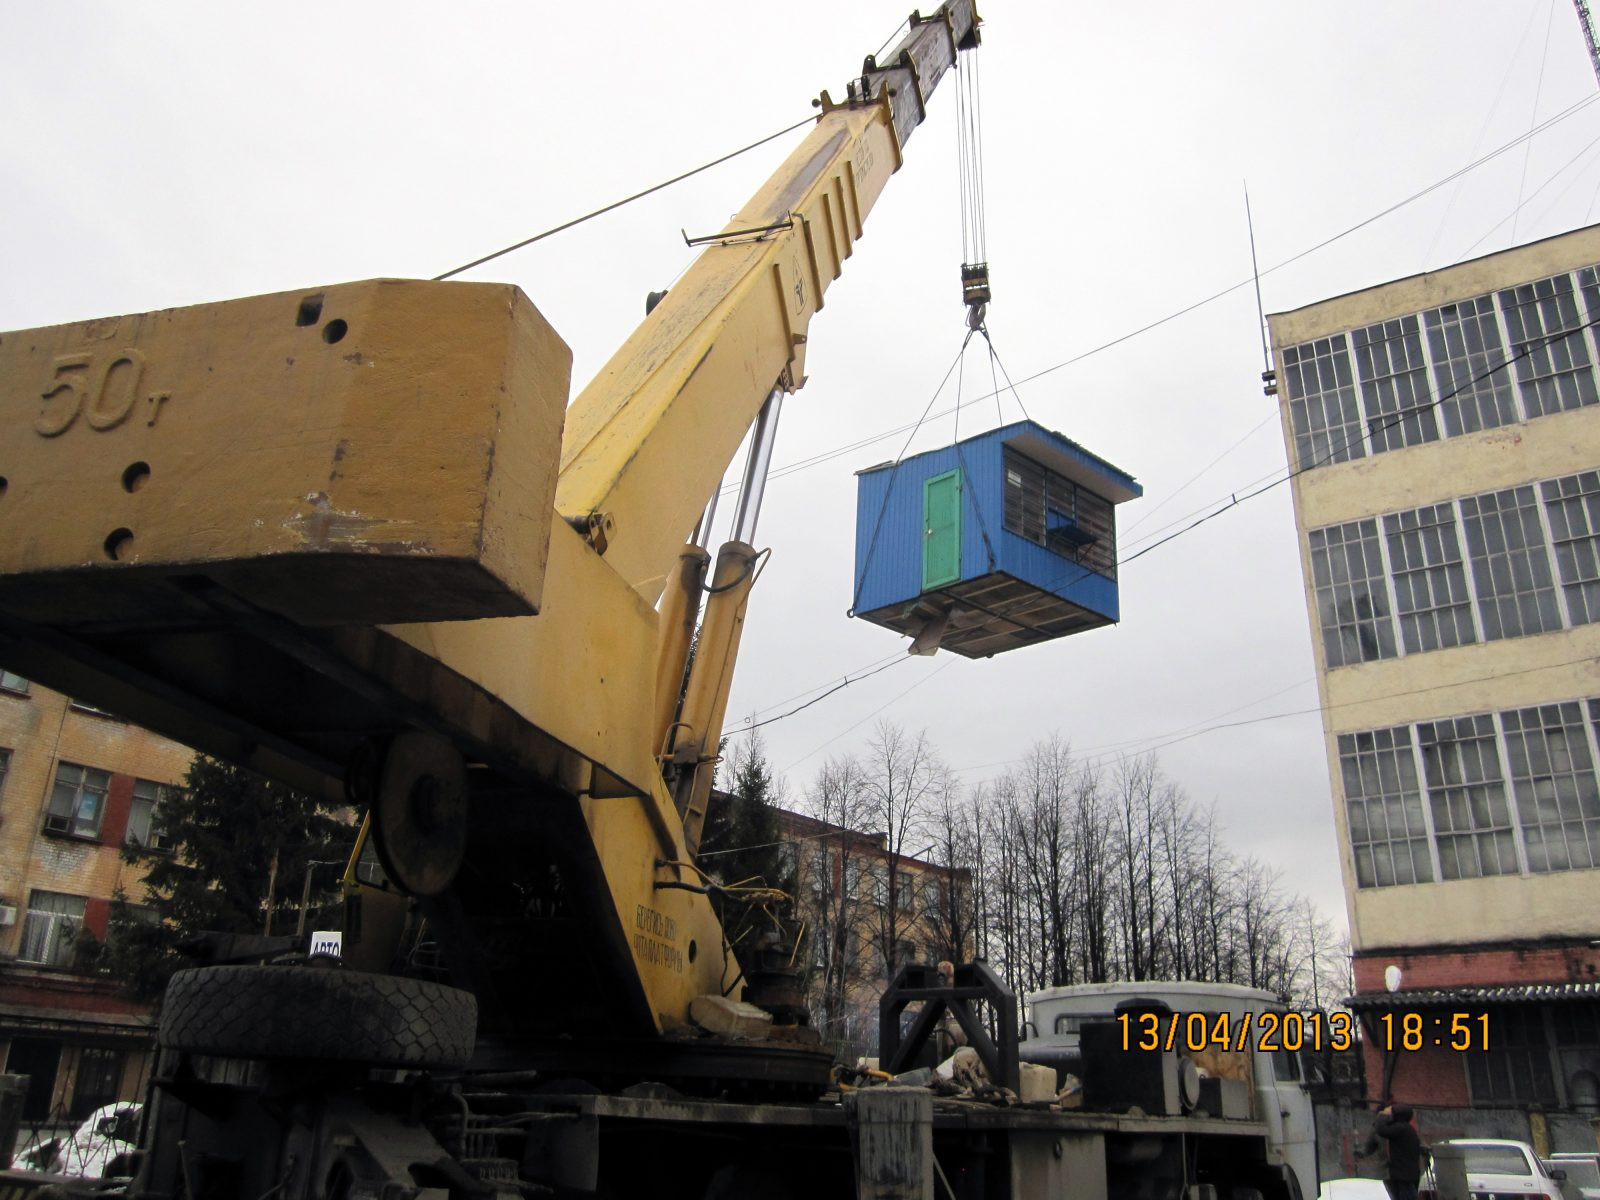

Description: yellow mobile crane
[0,5,1318,1197]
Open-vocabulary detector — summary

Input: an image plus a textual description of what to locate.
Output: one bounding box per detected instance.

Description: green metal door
[922,469,962,590]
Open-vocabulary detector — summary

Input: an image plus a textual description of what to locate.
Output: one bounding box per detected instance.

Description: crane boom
[0,2,980,1045]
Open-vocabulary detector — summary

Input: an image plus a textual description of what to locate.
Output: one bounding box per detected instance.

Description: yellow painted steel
[652,545,710,757]
[0,2,980,1037]
[0,279,569,627]
[670,542,759,854]
[554,95,899,602]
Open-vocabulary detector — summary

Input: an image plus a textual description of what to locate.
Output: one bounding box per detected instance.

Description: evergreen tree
[104,755,350,999]
[699,733,796,965]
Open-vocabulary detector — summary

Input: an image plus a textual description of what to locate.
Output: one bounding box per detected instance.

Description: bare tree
[858,722,946,979]
[798,754,877,1049]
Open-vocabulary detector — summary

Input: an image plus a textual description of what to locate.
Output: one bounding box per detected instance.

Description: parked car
[15,1103,142,1179]
[1319,1178,1393,1200]
[1545,1153,1600,1200]
[1420,1139,1566,1200]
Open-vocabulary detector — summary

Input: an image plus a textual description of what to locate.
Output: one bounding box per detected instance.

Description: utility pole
[1575,0,1600,88]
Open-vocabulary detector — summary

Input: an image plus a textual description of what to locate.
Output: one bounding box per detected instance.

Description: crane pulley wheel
[371,731,470,898]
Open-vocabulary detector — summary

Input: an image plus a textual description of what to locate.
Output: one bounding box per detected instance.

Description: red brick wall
[1353,943,1600,992]
[100,775,133,846]
[1361,1035,1473,1107]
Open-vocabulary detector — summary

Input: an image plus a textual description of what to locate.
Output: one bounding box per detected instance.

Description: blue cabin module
[852,421,1142,658]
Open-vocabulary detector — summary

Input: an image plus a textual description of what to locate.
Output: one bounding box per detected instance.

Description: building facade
[1268,225,1600,1127]
[0,673,190,1130]
[777,807,972,1060]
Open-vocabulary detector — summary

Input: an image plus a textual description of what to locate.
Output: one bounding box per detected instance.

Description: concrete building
[0,673,190,1130]
[1267,224,1600,1132]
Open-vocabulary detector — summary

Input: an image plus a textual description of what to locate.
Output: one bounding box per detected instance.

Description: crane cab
[852,420,1140,657]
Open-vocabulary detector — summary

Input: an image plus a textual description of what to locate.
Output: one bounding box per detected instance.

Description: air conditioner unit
[0,905,18,927]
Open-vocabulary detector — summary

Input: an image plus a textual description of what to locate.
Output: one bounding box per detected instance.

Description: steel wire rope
[1454,125,1600,261]
[1421,0,1545,269]
[731,650,906,725]
[748,312,1600,752]
[432,115,817,281]
[1026,309,1600,608]
[1512,0,1561,245]
[727,655,911,736]
[848,337,974,617]
[947,649,1600,785]
[710,91,1600,502]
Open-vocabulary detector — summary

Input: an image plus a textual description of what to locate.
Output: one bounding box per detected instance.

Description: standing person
[1365,1103,1427,1200]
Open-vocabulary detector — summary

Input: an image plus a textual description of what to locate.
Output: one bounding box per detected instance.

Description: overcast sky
[6,2,1599,928]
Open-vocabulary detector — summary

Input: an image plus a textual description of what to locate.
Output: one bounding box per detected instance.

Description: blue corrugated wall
[852,423,1124,622]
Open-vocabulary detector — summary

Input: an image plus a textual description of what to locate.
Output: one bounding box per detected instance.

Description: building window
[1500,272,1598,418]
[895,871,916,914]
[1467,1007,1558,1105]
[1383,504,1477,654]
[18,890,87,966]
[0,670,27,695]
[1542,471,1600,626]
[43,763,111,839]
[1339,727,1433,888]
[1417,715,1519,880]
[1353,315,1439,454]
[71,1047,124,1120]
[0,748,9,798]
[126,779,176,853]
[1500,702,1600,872]
[1308,519,1396,667]
[1001,447,1117,579]
[1282,334,1365,468]
[1460,485,1562,641]
[1425,294,1519,435]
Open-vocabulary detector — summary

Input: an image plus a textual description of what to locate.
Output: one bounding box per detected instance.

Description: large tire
[159,965,476,1069]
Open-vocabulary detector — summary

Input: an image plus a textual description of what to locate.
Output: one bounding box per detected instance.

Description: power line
[717,91,1600,499]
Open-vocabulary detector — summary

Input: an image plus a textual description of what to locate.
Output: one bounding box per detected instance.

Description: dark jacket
[1374,1108,1427,1183]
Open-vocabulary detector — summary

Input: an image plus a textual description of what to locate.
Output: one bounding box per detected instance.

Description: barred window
[1499,272,1598,417]
[1501,702,1600,872]
[1542,471,1600,626]
[1418,715,1519,879]
[1467,1007,1558,1105]
[1307,519,1396,667]
[1338,727,1433,888]
[43,762,110,839]
[1460,485,1562,640]
[1281,335,1365,469]
[1353,316,1439,453]
[1002,447,1116,579]
[1383,504,1477,653]
[18,890,86,966]
[1425,295,1519,435]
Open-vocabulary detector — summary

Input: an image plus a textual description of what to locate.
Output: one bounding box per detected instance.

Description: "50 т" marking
[36,349,169,437]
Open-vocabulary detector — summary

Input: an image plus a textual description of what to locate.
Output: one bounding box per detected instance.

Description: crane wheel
[159,965,477,1069]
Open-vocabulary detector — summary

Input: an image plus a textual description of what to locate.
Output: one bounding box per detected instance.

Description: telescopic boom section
[555,0,981,604]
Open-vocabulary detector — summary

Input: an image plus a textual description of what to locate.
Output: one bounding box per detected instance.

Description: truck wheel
[159,965,476,1069]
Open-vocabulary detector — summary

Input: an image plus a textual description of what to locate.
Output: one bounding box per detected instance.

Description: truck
[0,2,1319,1196]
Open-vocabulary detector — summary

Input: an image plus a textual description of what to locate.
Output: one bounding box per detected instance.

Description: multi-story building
[0,673,190,1130]
[777,807,972,1060]
[1267,224,1600,1132]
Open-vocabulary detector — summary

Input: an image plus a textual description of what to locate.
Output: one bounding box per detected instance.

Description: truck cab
[1022,980,1320,1200]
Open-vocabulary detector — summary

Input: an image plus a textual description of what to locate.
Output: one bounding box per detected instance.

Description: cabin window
[1002,447,1116,580]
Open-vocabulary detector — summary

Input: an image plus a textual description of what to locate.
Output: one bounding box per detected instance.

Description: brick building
[0,672,191,1129]
[777,807,972,1060]
[1267,224,1600,1136]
